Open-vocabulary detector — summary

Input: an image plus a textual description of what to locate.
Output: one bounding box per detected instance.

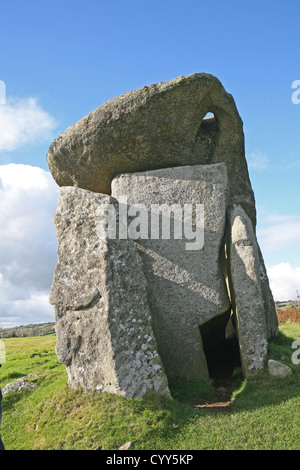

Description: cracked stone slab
[49,187,170,398]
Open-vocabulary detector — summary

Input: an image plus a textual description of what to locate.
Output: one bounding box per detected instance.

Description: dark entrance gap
[200,311,241,384]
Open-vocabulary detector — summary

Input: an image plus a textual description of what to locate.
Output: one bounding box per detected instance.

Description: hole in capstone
[199,112,218,134]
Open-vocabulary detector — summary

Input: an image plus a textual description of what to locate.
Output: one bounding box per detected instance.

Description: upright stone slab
[112,164,230,383]
[226,204,269,376]
[257,245,278,339]
[49,187,170,398]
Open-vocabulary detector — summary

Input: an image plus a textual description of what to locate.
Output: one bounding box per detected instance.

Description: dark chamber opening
[200,311,241,382]
[199,112,218,135]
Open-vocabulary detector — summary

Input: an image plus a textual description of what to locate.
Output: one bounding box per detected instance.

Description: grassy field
[0,320,299,450]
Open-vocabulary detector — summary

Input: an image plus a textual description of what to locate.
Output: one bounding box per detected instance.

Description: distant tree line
[0,322,55,338]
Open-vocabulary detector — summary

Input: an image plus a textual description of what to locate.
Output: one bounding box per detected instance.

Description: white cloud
[248,149,270,171]
[0,164,59,327]
[266,263,300,301]
[257,213,300,253]
[256,211,300,301]
[0,97,56,153]
[0,292,55,329]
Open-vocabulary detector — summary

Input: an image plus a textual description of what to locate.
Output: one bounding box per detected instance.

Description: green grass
[0,324,299,450]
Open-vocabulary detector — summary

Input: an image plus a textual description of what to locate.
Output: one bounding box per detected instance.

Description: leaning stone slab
[47,73,256,226]
[49,187,170,398]
[257,246,278,339]
[226,204,268,376]
[112,164,230,383]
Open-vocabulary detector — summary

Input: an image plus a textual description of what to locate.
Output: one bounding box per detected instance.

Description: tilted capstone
[47,73,256,225]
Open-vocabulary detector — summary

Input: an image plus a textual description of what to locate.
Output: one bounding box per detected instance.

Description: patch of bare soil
[189,361,242,412]
[191,376,238,412]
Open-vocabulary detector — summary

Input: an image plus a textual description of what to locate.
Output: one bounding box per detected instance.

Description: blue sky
[0,0,300,326]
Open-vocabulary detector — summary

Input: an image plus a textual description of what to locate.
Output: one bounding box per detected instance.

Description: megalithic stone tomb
[47,73,278,397]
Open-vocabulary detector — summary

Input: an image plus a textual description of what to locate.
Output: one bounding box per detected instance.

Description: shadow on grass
[135,327,300,447]
[1,327,298,450]
[2,372,26,381]
[2,388,35,412]
[231,372,299,411]
[131,370,299,448]
[231,329,300,411]
[126,392,198,449]
[168,379,215,403]
[267,329,300,373]
[269,329,297,347]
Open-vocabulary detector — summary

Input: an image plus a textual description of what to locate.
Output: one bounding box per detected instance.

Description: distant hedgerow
[277,307,300,324]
